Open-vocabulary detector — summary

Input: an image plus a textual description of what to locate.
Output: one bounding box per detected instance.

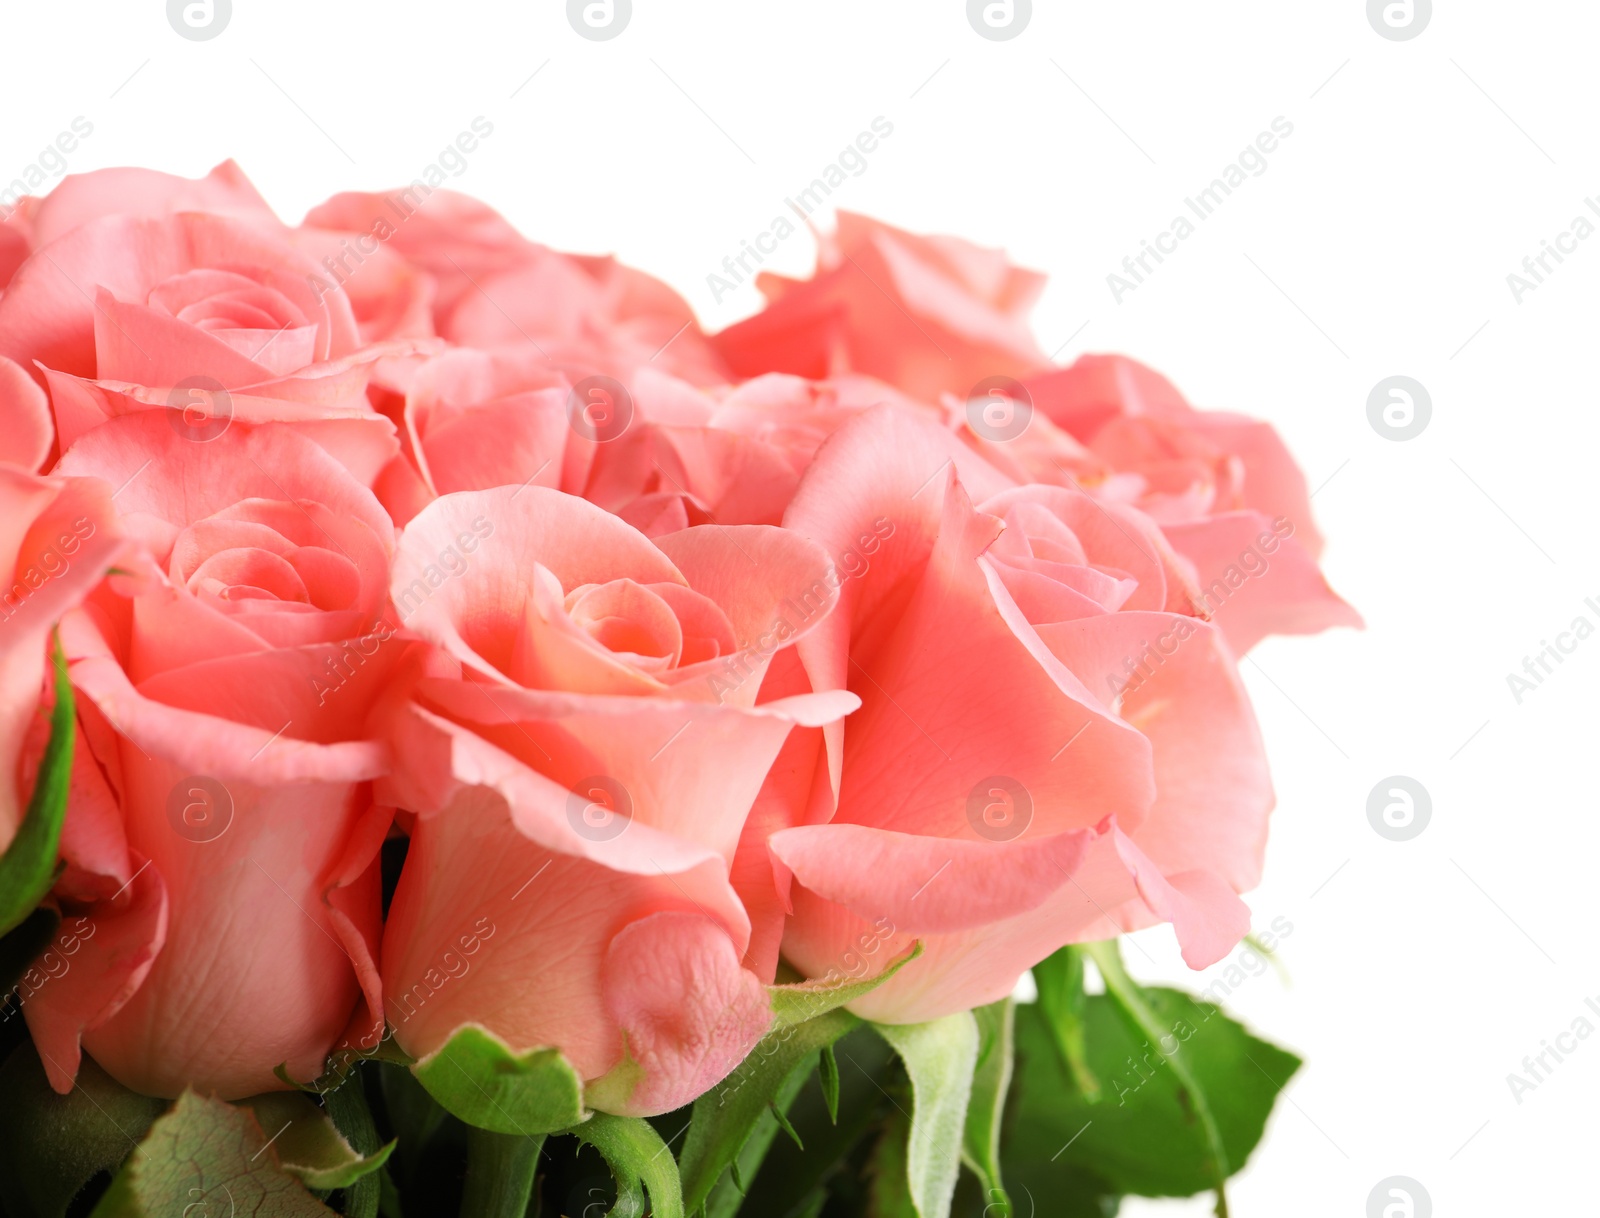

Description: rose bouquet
[0,162,1356,1218]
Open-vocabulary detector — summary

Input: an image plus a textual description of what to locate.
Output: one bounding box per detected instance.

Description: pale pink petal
[769,823,1094,935]
[1164,511,1362,653]
[0,355,52,471]
[25,855,169,1095]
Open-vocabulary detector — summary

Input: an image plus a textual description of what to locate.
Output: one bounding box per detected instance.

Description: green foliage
[237,1091,394,1191]
[1006,943,1301,1211]
[90,1092,341,1217]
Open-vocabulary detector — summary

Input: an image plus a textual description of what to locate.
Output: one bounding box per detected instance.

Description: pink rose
[750,405,1270,1023]
[712,212,1049,402]
[0,208,401,485]
[302,188,538,335]
[376,486,855,1115]
[26,412,397,1099]
[303,188,725,387]
[21,161,281,251]
[370,347,575,529]
[1023,354,1362,652]
[583,370,914,536]
[439,249,727,388]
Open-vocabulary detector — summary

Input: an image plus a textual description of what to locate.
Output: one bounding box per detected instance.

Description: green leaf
[566,1112,683,1218]
[0,637,74,939]
[961,999,1014,1216]
[678,943,921,1215]
[1087,940,1228,1204]
[0,1045,165,1218]
[235,1092,393,1191]
[872,1012,980,1218]
[1032,947,1099,1100]
[1006,945,1301,1203]
[410,1025,586,1136]
[90,1091,340,1217]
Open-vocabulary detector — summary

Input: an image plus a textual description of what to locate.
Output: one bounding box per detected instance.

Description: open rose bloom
[0,163,1355,1215]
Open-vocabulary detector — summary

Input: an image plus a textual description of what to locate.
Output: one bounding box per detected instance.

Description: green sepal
[0,637,74,939]
[410,1024,586,1136]
[961,998,1015,1216]
[768,942,922,1027]
[873,1012,981,1218]
[676,942,922,1213]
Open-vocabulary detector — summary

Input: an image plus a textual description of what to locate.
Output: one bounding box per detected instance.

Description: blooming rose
[27,412,396,1099]
[303,189,726,387]
[582,369,919,537]
[20,161,281,252]
[0,205,400,485]
[746,405,1272,1022]
[376,486,856,1115]
[1021,354,1362,653]
[369,347,573,529]
[712,212,1049,402]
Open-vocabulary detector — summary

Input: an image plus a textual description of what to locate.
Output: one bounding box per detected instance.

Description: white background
[4,2,1595,1213]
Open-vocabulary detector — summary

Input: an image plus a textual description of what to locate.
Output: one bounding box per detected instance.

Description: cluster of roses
[0,162,1358,1116]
